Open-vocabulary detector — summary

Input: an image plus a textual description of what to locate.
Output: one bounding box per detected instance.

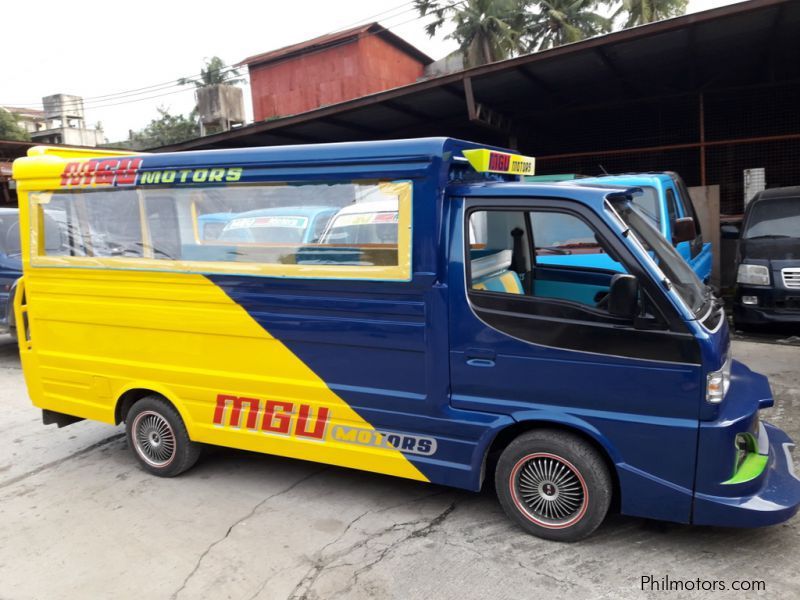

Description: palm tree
[618,0,688,28]
[178,56,244,88]
[415,0,530,67]
[525,0,612,51]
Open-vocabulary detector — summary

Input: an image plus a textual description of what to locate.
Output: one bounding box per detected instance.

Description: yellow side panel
[25,145,141,159]
[21,268,427,482]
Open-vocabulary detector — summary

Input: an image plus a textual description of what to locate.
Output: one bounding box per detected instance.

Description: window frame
[462,196,692,336]
[466,205,631,322]
[665,187,679,226]
[28,179,414,282]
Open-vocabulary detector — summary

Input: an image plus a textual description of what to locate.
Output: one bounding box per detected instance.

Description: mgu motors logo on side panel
[61,158,143,187]
[212,393,437,456]
[60,159,243,187]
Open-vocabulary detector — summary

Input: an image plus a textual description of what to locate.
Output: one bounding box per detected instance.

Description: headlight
[707,355,732,404]
[737,264,770,285]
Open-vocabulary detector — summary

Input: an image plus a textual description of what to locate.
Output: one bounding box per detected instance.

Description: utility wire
[2,0,463,112]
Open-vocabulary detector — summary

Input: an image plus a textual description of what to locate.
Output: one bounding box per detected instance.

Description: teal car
[218,206,338,244]
[526,173,713,283]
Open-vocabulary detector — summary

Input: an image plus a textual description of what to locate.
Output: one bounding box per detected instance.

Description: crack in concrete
[335,502,457,598]
[171,466,328,600]
[285,508,375,600]
[0,433,125,491]
[285,490,454,600]
[285,502,457,600]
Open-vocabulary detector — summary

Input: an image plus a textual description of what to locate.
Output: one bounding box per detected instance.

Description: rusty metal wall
[249,35,426,122]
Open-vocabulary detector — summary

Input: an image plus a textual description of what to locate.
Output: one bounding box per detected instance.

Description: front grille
[783,268,800,289]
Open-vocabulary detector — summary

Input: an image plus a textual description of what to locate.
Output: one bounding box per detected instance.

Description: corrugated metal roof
[1,106,45,117]
[240,22,433,68]
[158,0,799,152]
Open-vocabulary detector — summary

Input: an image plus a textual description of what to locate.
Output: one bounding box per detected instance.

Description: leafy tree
[525,0,612,51]
[415,0,529,67]
[128,107,200,149]
[617,0,688,27]
[0,110,31,142]
[178,56,244,88]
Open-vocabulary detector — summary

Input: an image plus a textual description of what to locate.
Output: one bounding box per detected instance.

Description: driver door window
[463,201,689,363]
[468,209,628,315]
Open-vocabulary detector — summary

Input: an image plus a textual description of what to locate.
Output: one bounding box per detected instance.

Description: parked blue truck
[527,173,713,283]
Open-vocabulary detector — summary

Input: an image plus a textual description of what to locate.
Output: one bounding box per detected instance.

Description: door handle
[465,348,496,367]
[466,358,495,368]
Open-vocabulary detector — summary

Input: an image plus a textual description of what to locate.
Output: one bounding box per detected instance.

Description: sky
[1,0,744,142]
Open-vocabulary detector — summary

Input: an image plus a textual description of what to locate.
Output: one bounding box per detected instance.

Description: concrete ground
[0,335,798,600]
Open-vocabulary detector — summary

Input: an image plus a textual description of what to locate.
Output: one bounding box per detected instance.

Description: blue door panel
[533,265,613,305]
[689,243,713,282]
[534,280,607,305]
[448,197,702,520]
[536,253,622,271]
[208,274,496,490]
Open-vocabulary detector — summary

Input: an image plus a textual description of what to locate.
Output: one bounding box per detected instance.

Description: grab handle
[12,277,31,350]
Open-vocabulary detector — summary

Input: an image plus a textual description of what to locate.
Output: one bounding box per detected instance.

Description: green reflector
[723,453,768,485]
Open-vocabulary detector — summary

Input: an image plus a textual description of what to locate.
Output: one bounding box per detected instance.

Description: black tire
[495,429,612,542]
[125,395,201,477]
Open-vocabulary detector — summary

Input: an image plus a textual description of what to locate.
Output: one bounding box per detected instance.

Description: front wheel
[125,395,201,477]
[495,429,612,542]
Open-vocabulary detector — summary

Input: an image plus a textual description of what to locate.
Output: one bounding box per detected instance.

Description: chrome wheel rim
[510,453,588,529]
[132,411,176,468]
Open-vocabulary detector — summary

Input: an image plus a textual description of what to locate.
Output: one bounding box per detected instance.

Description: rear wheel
[125,396,201,477]
[495,429,612,542]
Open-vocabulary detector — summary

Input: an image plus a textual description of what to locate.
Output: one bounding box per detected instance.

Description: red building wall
[249,34,426,121]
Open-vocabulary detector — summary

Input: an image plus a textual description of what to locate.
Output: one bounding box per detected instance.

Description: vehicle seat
[471,249,523,294]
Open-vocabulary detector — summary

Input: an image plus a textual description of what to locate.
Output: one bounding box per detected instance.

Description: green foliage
[416,0,529,67]
[0,110,31,142]
[128,107,200,150]
[527,1,612,51]
[618,0,688,27]
[416,0,688,64]
[178,56,244,88]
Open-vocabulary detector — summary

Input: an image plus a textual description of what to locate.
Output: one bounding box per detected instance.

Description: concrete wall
[31,127,104,147]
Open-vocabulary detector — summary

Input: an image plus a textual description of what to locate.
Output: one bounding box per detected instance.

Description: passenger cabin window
[468,209,629,313]
[30,180,412,281]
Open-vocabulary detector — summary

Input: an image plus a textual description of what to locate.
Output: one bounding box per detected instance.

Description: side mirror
[672,217,695,244]
[721,224,740,240]
[608,274,639,319]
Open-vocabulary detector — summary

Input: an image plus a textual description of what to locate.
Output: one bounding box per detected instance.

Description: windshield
[0,213,20,256]
[220,215,309,244]
[576,184,660,225]
[608,197,708,318]
[0,211,62,257]
[744,198,800,239]
[322,212,398,244]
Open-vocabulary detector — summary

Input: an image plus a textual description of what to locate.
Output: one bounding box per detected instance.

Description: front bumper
[734,285,800,325]
[693,422,800,527]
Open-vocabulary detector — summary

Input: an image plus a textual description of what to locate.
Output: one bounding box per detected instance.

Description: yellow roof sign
[463,148,536,176]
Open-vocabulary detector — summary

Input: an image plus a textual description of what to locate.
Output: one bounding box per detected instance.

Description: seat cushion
[472,270,523,294]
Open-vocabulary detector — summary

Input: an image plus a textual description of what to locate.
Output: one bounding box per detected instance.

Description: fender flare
[505,409,625,467]
[115,381,195,432]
